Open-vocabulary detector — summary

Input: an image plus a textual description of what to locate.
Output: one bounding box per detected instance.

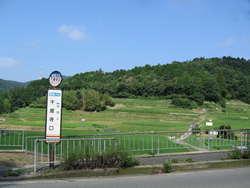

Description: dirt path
[0,125,44,132]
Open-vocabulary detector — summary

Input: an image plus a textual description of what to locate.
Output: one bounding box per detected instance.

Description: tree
[3,99,11,113]
[216,69,227,98]
[202,76,220,102]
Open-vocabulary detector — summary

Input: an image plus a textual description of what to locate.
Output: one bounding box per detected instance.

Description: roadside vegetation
[62,146,139,171]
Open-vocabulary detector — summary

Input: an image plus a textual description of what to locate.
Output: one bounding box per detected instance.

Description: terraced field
[0,98,249,153]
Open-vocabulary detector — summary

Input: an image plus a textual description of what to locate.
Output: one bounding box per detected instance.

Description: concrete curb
[1,159,250,181]
[0,150,25,153]
[135,150,231,158]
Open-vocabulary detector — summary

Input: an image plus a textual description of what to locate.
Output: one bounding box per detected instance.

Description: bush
[216,125,237,139]
[221,109,226,113]
[241,150,250,159]
[190,102,199,109]
[227,148,241,159]
[62,145,140,171]
[219,100,226,108]
[192,127,200,135]
[172,98,192,109]
[162,160,173,173]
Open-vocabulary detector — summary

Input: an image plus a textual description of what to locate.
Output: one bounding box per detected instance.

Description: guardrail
[33,138,117,173]
[240,132,250,152]
[26,134,100,157]
[26,129,250,156]
[0,129,24,150]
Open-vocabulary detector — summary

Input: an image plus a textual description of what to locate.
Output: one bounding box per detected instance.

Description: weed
[186,158,195,162]
[171,158,179,163]
[162,160,173,173]
[7,169,23,176]
[221,157,228,160]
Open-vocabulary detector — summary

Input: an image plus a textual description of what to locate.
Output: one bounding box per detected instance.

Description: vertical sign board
[45,71,63,144]
[45,89,62,143]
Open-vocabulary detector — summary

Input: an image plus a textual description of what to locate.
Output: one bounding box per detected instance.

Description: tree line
[0,56,249,114]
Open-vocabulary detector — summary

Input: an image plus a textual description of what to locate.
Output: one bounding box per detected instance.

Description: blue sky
[0,0,250,82]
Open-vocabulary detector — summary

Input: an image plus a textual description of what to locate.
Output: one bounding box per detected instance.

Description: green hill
[0,79,30,93]
[0,56,250,114]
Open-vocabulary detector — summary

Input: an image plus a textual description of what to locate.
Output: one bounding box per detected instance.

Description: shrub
[190,102,199,109]
[62,145,139,171]
[219,100,226,108]
[162,160,173,173]
[192,127,200,135]
[241,150,250,159]
[172,98,192,109]
[119,151,140,168]
[227,148,241,159]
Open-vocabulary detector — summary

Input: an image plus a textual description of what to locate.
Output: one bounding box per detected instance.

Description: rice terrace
[1,98,249,158]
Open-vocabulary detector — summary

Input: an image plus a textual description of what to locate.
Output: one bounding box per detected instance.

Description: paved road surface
[139,151,228,165]
[1,166,249,188]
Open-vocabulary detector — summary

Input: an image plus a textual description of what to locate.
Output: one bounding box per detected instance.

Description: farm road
[173,119,206,151]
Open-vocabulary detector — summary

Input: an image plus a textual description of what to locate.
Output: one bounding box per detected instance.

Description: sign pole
[50,144,54,169]
[45,71,63,169]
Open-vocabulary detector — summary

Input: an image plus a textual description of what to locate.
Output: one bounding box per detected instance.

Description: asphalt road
[139,151,229,165]
[1,166,250,188]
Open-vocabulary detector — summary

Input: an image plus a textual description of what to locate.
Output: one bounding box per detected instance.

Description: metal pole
[61,140,63,161]
[34,140,37,173]
[241,133,243,153]
[151,133,153,153]
[138,134,139,150]
[94,135,95,151]
[50,144,54,169]
[124,135,125,150]
[14,131,15,146]
[203,131,205,151]
[41,141,43,162]
[129,134,130,150]
[167,132,168,149]
[158,132,160,154]
[22,130,24,150]
[208,131,210,151]
[25,137,28,157]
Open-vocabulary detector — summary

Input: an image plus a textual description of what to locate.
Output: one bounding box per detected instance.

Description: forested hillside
[0,79,30,93]
[0,56,249,114]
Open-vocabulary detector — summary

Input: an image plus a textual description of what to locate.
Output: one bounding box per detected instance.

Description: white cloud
[217,38,237,47]
[0,57,20,67]
[58,25,89,41]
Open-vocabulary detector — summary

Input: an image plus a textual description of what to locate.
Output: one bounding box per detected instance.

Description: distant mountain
[0,75,70,94]
[0,79,31,93]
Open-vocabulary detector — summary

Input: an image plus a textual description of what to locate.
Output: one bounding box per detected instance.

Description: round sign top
[49,71,63,87]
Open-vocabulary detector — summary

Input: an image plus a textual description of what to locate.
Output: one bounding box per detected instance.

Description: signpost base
[50,145,54,169]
